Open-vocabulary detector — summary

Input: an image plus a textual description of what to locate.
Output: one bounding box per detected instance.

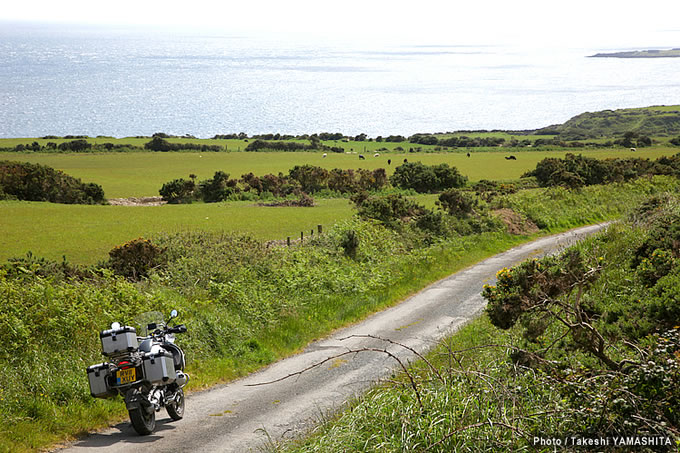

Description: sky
[2,0,680,48]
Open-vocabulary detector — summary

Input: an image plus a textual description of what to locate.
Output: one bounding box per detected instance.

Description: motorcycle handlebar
[168,324,187,334]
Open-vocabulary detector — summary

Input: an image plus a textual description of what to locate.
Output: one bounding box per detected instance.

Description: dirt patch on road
[492,208,539,235]
[108,196,167,206]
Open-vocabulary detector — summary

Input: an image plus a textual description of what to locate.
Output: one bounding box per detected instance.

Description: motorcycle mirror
[111,321,121,330]
[170,309,178,319]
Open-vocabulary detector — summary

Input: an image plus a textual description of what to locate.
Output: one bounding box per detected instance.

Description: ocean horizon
[2,21,680,138]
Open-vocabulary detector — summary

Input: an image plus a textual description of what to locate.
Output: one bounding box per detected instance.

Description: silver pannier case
[142,350,176,385]
[87,362,115,398]
[100,326,138,356]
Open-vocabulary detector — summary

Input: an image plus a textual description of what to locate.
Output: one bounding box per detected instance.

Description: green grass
[0,198,354,264]
[283,214,680,453]
[2,177,678,452]
[0,148,675,197]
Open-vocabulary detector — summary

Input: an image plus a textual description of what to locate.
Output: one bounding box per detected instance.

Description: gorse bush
[108,238,166,281]
[437,188,477,217]
[158,177,197,204]
[524,152,680,188]
[0,160,106,204]
[354,193,427,227]
[159,166,390,203]
[390,161,467,193]
[144,136,222,152]
[481,206,680,440]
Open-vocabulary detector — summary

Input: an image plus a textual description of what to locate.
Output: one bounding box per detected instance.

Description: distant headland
[590,48,680,58]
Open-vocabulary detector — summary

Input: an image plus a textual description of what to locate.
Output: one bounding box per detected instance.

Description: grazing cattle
[374,153,380,157]
[322,153,327,158]
[359,154,365,160]
[505,155,517,160]
[387,159,391,165]
[403,158,408,163]
[466,152,470,158]
[630,147,636,152]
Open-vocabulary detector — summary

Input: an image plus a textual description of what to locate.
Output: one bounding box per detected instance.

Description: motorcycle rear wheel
[167,388,185,421]
[129,407,156,435]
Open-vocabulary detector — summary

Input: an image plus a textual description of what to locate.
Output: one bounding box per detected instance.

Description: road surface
[60,223,608,453]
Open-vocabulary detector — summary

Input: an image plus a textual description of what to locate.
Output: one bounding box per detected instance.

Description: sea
[1,22,680,138]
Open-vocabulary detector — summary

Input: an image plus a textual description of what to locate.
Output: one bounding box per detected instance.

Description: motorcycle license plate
[116,368,137,385]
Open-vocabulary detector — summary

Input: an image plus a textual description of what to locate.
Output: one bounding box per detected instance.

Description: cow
[359,154,366,160]
[505,155,517,160]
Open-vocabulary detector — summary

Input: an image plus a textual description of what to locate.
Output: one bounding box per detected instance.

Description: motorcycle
[86,309,189,435]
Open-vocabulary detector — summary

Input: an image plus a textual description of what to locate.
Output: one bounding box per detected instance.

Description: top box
[100,326,138,356]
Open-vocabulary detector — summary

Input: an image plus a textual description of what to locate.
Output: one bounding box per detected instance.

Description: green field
[0,148,674,197]
[0,147,676,264]
[0,198,357,264]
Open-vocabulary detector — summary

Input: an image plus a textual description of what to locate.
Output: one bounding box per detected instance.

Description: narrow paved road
[60,223,608,453]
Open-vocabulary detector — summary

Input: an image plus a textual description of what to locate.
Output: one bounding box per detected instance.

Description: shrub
[144,137,222,152]
[525,153,680,188]
[0,160,105,204]
[57,139,92,152]
[437,188,477,217]
[199,171,239,202]
[390,162,467,193]
[340,229,360,259]
[288,165,329,193]
[108,238,165,280]
[355,194,426,227]
[414,210,446,237]
[159,178,197,204]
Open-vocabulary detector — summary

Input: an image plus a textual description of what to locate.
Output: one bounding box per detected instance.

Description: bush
[437,188,477,217]
[159,178,197,204]
[390,162,467,193]
[355,194,426,227]
[0,160,105,204]
[108,238,165,280]
[289,165,330,193]
[525,153,680,188]
[144,137,222,152]
[340,229,360,259]
[57,139,92,152]
[199,171,239,202]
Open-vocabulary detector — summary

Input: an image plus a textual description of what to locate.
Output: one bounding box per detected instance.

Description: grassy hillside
[284,189,680,453]
[1,176,677,452]
[534,105,680,139]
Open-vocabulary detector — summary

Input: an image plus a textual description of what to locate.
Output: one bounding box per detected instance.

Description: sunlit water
[1,23,679,137]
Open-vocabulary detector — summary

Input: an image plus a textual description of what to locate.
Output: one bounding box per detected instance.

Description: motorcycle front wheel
[129,406,156,435]
[167,388,185,421]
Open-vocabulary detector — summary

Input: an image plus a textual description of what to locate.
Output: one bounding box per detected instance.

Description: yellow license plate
[116,368,137,385]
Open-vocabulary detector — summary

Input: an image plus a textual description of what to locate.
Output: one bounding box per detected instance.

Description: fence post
[301,231,304,242]
[287,237,291,247]
[317,224,322,235]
